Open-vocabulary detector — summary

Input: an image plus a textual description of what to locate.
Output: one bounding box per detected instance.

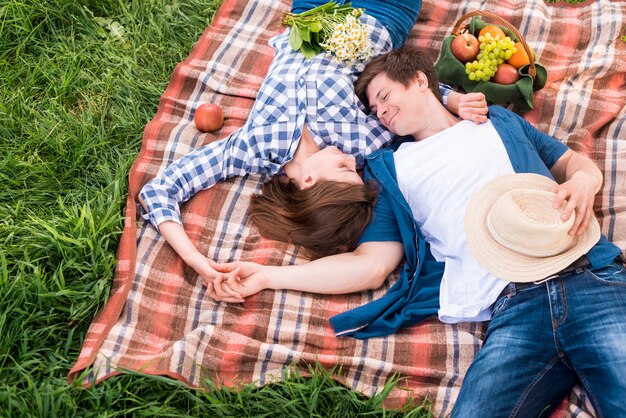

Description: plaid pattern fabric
[139,14,395,229]
[69,0,626,416]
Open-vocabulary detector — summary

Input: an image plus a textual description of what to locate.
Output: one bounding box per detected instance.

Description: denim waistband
[499,254,592,298]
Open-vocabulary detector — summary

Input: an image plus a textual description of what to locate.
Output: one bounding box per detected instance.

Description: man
[212,46,625,416]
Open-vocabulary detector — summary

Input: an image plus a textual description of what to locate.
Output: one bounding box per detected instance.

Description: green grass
[0,0,430,415]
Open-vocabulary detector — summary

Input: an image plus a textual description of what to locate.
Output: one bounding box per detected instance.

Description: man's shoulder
[488,104,517,119]
[487,105,530,133]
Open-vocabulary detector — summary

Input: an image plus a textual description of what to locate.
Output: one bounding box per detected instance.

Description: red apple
[450,33,480,63]
[194,103,224,132]
[492,63,520,85]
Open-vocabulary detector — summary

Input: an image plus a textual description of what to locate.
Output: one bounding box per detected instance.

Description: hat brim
[464,173,601,283]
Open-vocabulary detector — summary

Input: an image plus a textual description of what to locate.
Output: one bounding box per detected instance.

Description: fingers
[560,192,577,223]
[551,186,568,212]
[205,281,244,303]
[461,93,487,108]
[458,93,488,124]
[214,273,243,300]
[204,274,244,303]
[225,267,241,290]
[210,260,239,273]
[575,206,593,236]
[470,113,488,124]
[551,186,594,236]
[458,106,487,124]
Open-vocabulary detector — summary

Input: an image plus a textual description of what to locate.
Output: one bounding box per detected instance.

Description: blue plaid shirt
[140,15,441,229]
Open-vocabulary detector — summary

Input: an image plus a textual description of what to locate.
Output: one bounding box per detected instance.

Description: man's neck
[413,104,461,141]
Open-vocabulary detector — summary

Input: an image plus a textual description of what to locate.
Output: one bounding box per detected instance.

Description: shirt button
[298,78,305,86]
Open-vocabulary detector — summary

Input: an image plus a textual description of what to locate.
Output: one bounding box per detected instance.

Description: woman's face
[300,146,362,187]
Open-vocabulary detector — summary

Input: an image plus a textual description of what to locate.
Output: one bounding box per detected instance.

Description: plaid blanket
[69,0,626,416]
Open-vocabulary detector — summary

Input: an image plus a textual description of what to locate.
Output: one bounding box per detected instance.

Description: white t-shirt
[394,120,513,323]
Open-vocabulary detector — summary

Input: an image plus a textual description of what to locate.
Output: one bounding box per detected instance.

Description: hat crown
[486,189,576,257]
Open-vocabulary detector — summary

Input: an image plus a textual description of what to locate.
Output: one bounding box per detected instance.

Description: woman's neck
[282,125,320,181]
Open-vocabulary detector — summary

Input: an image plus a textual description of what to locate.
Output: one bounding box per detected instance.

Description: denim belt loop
[507,282,518,297]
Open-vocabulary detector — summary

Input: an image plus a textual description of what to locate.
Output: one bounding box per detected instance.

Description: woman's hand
[448,91,488,124]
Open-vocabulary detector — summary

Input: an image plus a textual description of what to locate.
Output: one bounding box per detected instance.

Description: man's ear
[416,71,429,89]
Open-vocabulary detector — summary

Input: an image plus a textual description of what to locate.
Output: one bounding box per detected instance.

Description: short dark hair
[249,176,378,259]
[354,45,442,110]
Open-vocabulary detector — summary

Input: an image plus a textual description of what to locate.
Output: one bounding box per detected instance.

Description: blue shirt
[330,105,621,339]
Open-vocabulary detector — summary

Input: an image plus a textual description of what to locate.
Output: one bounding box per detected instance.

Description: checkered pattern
[139,14,395,229]
[70,0,625,417]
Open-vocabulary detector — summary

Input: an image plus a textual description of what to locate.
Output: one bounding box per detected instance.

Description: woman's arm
[139,132,263,287]
[208,241,405,302]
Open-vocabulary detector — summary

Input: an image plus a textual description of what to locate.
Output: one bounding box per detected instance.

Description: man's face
[300,146,363,188]
[365,72,424,137]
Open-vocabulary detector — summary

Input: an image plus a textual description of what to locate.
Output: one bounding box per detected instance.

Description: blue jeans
[452,261,626,418]
[291,0,422,48]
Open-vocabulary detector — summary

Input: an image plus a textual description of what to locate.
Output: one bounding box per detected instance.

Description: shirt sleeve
[438,83,452,102]
[513,111,569,168]
[358,184,403,245]
[139,130,262,230]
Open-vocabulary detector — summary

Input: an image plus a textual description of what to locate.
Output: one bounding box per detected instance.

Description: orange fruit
[507,41,533,69]
[479,25,506,40]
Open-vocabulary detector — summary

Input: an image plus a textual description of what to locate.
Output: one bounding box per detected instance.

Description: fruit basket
[435,10,548,112]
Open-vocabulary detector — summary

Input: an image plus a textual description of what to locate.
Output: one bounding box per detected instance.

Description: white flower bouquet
[281,1,372,65]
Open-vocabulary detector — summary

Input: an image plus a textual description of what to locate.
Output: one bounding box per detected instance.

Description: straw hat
[464,173,601,283]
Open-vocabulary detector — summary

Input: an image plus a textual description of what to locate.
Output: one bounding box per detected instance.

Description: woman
[139,0,488,295]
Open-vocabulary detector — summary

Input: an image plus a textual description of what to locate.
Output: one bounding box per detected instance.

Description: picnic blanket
[69,0,626,416]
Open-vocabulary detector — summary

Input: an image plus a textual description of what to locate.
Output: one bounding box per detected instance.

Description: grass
[0,0,431,415]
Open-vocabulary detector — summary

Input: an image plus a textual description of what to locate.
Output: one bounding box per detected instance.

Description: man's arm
[549,149,602,236]
[209,241,405,302]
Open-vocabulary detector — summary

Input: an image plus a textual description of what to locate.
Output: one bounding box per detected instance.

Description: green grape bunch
[465,32,517,82]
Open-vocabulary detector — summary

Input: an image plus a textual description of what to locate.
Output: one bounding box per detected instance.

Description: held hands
[188,254,245,302]
[552,171,598,236]
[204,260,268,303]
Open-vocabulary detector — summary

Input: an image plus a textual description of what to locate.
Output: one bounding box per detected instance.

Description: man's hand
[549,149,602,236]
[551,171,598,236]
[448,92,488,124]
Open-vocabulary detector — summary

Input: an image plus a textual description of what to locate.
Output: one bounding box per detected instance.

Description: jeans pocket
[491,295,511,317]
[587,262,626,286]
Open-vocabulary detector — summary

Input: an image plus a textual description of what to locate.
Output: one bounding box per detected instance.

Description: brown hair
[249,176,378,259]
[354,45,442,110]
